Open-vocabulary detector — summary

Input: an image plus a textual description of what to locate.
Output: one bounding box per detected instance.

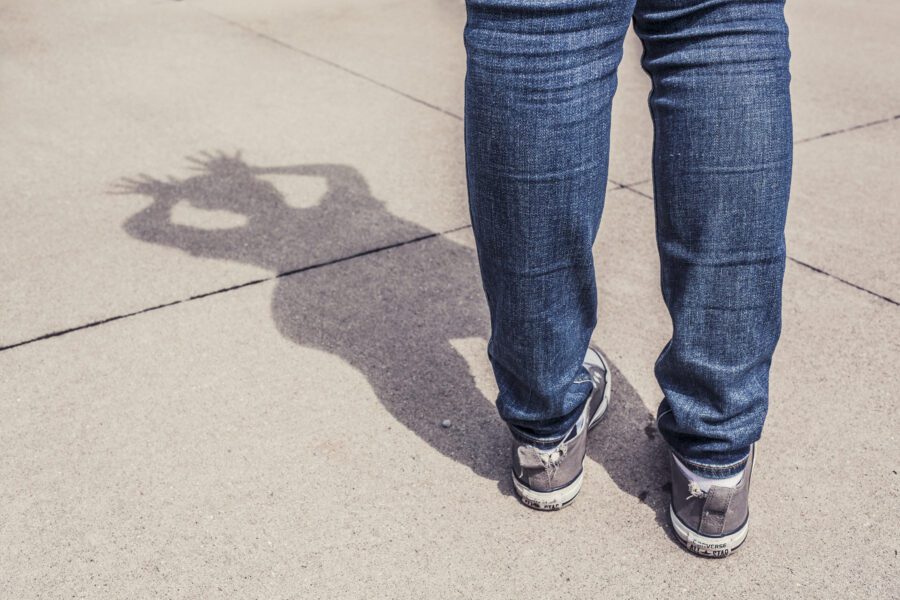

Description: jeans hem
[506,423,567,447]
[657,406,754,478]
[671,449,751,479]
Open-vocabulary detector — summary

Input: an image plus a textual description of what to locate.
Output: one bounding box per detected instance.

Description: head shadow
[113,150,670,516]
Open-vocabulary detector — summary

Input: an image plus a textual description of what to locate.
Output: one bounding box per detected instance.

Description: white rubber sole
[669,505,749,558]
[512,469,584,511]
[512,351,612,511]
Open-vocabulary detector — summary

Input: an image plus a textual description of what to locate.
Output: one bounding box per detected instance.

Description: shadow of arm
[121,194,251,262]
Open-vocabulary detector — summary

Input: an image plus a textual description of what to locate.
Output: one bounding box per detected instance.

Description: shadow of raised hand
[112,151,413,271]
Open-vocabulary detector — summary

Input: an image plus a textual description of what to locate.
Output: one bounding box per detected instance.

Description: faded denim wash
[463,0,792,476]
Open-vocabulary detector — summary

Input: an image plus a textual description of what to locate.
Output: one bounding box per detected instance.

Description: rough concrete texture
[2,0,898,598]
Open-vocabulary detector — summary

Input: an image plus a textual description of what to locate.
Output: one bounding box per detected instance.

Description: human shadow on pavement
[114,151,670,518]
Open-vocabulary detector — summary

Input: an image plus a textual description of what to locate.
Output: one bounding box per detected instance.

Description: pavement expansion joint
[191,4,463,121]
[787,257,899,307]
[0,224,472,354]
[794,113,899,144]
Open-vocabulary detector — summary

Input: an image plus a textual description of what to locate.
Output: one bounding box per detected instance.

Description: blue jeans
[464,0,792,477]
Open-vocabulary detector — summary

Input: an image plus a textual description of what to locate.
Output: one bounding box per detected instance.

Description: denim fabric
[464,0,791,476]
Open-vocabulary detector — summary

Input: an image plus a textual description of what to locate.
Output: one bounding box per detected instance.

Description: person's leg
[464,0,633,441]
[633,0,792,475]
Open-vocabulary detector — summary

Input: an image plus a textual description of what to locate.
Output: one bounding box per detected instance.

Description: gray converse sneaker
[510,345,611,511]
[668,445,755,557]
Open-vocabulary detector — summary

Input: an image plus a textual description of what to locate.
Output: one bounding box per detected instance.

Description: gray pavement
[2,0,898,597]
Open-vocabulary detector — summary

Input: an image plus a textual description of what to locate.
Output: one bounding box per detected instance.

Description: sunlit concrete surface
[2,0,897,597]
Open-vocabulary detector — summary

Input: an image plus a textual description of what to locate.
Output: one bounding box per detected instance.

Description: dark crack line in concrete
[795,114,899,144]
[0,224,472,353]
[787,257,899,306]
[609,179,654,199]
[619,184,653,199]
[193,6,463,122]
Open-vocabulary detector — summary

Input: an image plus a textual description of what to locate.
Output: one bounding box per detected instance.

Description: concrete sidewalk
[2,0,897,597]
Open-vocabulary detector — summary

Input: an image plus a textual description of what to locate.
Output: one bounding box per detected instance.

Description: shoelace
[538,443,568,478]
[686,481,708,500]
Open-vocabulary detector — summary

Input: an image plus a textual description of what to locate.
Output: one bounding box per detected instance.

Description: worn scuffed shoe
[668,445,755,557]
[510,345,611,511]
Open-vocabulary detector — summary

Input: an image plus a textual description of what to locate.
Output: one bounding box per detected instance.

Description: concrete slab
[0,0,468,347]
[787,120,900,301]
[188,0,467,119]
[3,187,897,597]
[786,0,900,141]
